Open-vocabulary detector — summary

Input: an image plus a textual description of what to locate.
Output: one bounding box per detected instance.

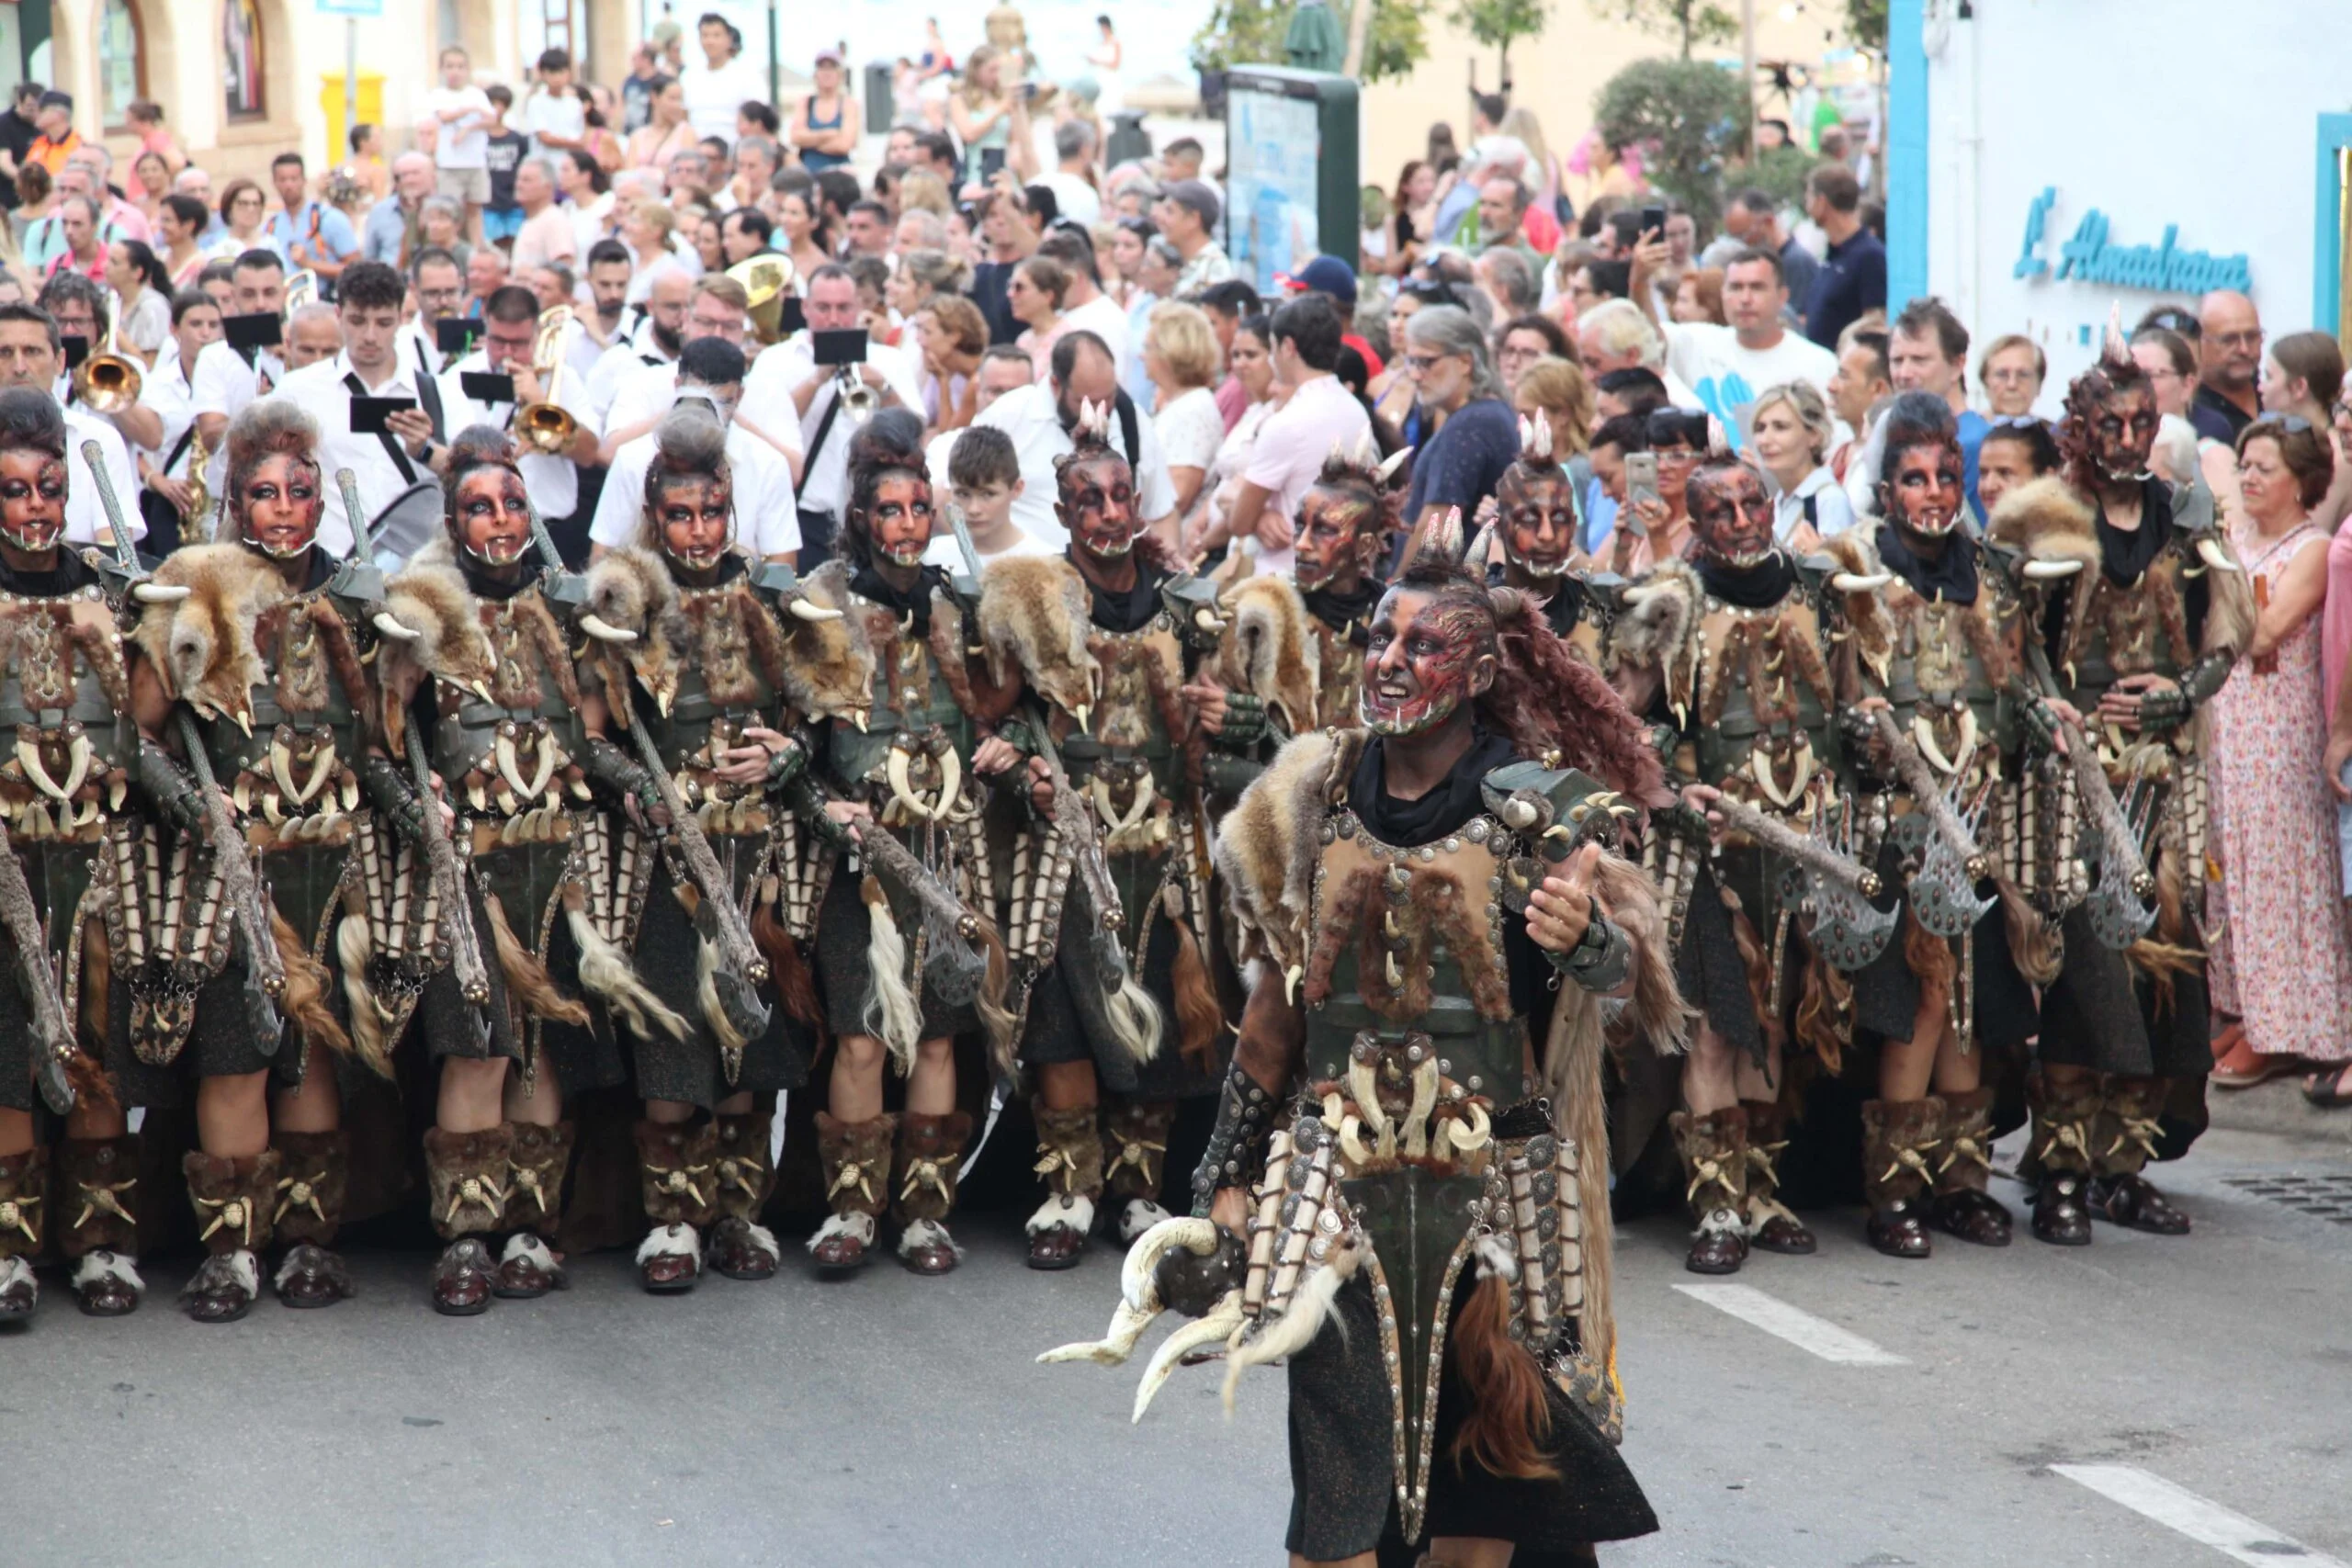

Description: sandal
[2302,1062,2352,1108]
[2212,1031,2299,1088]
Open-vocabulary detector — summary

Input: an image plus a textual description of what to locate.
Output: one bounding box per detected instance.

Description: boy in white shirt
[423,48,494,243]
[923,426,1056,569]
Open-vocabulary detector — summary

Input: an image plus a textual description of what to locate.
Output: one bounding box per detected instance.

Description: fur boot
[1102,1100,1177,1245]
[1860,1099,1940,1259]
[633,1119,718,1292]
[1028,1101,1105,1270]
[707,1111,781,1281]
[2026,1068,2100,1247]
[1928,1087,2012,1247]
[892,1111,973,1276]
[1739,1101,1814,1255]
[180,1149,281,1324]
[57,1135,140,1315]
[1669,1108,1747,1276]
[424,1125,514,1314]
[497,1121,576,1299]
[2088,1076,2191,1236]
[0,1146,46,1321]
[809,1111,895,1271]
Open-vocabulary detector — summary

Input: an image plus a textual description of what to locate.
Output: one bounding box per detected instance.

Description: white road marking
[1670,1282,1908,1365]
[2052,1465,2348,1568]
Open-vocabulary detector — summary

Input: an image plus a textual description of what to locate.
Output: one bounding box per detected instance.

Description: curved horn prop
[371,611,421,641]
[1828,571,1893,593]
[2021,559,2085,580]
[787,597,845,622]
[2196,537,2243,574]
[133,583,191,604]
[578,614,639,643]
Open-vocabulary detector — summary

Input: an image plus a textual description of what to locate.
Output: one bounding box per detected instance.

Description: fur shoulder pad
[384,557,493,693]
[778,558,877,723]
[1607,557,1702,705]
[132,543,287,727]
[1987,476,2098,570]
[1211,728,1356,976]
[977,554,1096,716]
[1215,574,1318,736]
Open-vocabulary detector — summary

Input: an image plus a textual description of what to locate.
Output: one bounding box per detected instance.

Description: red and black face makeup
[453,466,533,567]
[2090,384,2158,482]
[1059,450,1139,561]
[1687,463,1775,570]
[1496,467,1581,581]
[238,452,324,560]
[863,470,934,569]
[1883,438,1964,538]
[1361,585,1494,737]
[0,448,65,556]
[1292,482,1381,592]
[656,475,734,572]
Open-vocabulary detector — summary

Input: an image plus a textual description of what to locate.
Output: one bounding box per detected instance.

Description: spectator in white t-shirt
[679,15,766,142]
[1036,120,1103,228]
[1143,300,1224,519]
[1634,240,1837,450]
[973,330,1177,548]
[1035,226,1129,380]
[521,49,590,163]
[423,47,494,242]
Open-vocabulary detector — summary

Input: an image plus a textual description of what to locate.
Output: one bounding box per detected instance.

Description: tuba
[515,307,579,455]
[73,289,142,413]
[727,253,795,346]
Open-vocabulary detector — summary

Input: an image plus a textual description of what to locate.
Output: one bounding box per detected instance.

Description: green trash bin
[865,62,893,132]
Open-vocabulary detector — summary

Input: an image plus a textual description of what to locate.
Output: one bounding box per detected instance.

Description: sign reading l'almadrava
[2013,186,2253,294]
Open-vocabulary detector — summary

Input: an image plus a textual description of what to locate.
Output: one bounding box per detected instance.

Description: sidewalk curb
[2205,1077,2352,1146]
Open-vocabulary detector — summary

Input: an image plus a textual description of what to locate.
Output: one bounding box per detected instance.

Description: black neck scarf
[1301,577,1381,639]
[2096,477,2174,585]
[1352,728,1517,846]
[851,561,945,636]
[1697,549,1797,609]
[458,554,546,603]
[1874,521,1978,604]
[0,546,97,599]
[1079,554,1167,634]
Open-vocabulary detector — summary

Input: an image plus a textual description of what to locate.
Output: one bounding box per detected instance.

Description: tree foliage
[1193,0,1430,84]
[1843,0,1888,53]
[1723,142,1819,211]
[1592,56,1751,229]
[1586,0,1736,59]
[1450,0,1552,75]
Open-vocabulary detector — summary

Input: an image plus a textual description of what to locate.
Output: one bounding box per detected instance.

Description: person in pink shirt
[1222,292,1372,576]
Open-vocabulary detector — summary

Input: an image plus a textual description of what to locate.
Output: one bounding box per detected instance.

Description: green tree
[1844,0,1888,53]
[1194,0,1430,84]
[1587,0,1736,59]
[1592,55,1751,229]
[1723,141,1818,211]
[1450,0,1551,85]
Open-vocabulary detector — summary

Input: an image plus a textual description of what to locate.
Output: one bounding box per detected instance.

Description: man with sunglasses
[2192,289,2262,445]
[1399,303,1521,540]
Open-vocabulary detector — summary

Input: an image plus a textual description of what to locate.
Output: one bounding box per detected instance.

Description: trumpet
[835,362,879,427]
[515,306,578,456]
[73,289,142,414]
[727,253,795,346]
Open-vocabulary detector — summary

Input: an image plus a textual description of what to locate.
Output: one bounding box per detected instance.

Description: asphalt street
[6,1110,2349,1567]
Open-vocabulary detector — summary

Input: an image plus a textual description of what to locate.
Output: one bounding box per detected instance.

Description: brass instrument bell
[515,306,579,455]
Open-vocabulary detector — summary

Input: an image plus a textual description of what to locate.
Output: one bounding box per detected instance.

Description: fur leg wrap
[1033,1100,1105,1201]
[1860,1098,1941,1209]
[1932,1088,1996,1196]
[710,1111,776,1223]
[503,1121,576,1235]
[1738,1101,1796,1234]
[1669,1107,1747,1230]
[634,1119,719,1228]
[423,1124,514,1241]
[267,1129,348,1247]
[182,1147,282,1256]
[2090,1075,2165,1179]
[815,1111,896,1220]
[56,1135,139,1258]
[0,1145,48,1259]
[892,1111,972,1225]
[2027,1071,2101,1178]
[567,907,690,1043]
[1101,1100,1175,1201]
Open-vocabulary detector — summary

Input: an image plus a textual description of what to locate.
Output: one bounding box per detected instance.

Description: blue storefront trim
[1887,0,1928,314]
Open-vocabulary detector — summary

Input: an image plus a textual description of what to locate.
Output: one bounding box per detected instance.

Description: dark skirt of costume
[1283,1272,1657,1560]
[1015,900,1217,1100]
[2037,905,2213,1078]
[813,852,988,1044]
[623,855,809,1108]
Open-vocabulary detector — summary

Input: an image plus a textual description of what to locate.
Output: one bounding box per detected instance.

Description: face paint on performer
[1059,451,1140,561]
[2089,383,2159,483]
[656,475,734,574]
[1883,438,1965,540]
[1687,463,1775,570]
[864,470,934,570]
[454,466,534,568]
[1361,585,1496,737]
[1291,482,1380,592]
[1496,465,1581,581]
[238,452,325,560]
[0,449,66,557]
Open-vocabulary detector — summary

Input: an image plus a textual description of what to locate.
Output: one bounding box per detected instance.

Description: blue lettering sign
[2030,196,2249,294]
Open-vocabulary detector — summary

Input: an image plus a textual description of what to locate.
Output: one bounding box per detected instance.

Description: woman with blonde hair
[950,46,1016,186]
[1499,105,1564,219]
[913,294,989,431]
[898,168,952,219]
[1144,300,1224,516]
[887,248,973,340]
[1511,355,1594,461]
[1749,379,1851,549]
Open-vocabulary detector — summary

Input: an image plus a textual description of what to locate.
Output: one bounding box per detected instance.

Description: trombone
[515,306,578,455]
[73,288,142,413]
